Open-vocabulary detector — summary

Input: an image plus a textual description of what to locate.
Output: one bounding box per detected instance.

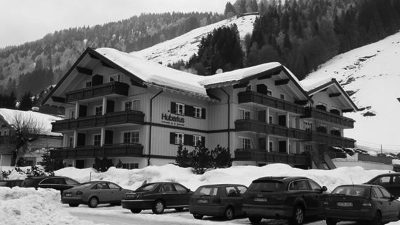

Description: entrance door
[258,138,266,150]
[106,100,115,113]
[75,160,84,168]
[79,105,87,117]
[278,141,287,153]
[105,130,113,145]
[77,133,86,146]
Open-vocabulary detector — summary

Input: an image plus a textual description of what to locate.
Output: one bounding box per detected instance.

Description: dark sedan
[189,184,247,220]
[323,184,400,225]
[243,176,327,225]
[21,176,80,193]
[62,181,131,208]
[121,182,192,214]
[365,173,400,198]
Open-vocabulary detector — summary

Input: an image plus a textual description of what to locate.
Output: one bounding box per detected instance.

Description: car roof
[337,184,381,188]
[197,184,246,188]
[253,176,309,182]
[372,173,400,177]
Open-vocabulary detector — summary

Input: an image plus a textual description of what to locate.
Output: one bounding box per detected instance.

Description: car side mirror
[321,186,327,193]
[390,195,396,201]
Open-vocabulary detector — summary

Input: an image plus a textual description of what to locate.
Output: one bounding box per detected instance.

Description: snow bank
[55,164,390,192]
[0,187,104,225]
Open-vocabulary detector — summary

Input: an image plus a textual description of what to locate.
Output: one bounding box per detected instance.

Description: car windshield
[193,186,218,196]
[136,183,158,192]
[76,183,94,189]
[248,180,284,192]
[332,186,369,197]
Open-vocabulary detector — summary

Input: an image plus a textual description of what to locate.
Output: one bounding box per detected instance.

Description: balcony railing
[308,132,355,148]
[52,110,145,132]
[50,143,143,159]
[65,81,129,102]
[235,119,310,140]
[238,91,305,114]
[303,108,354,128]
[234,149,311,167]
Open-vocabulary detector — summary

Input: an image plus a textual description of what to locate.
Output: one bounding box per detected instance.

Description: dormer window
[110,74,120,82]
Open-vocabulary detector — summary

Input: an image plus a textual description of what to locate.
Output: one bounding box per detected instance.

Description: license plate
[254,198,268,202]
[65,193,72,197]
[337,202,353,207]
[197,199,208,203]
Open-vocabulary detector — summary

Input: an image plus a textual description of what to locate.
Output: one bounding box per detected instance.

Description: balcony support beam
[100,128,105,147]
[73,130,77,148]
[75,102,79,119]
[102,97,107,115]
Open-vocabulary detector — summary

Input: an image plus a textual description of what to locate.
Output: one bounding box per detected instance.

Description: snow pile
[303,32,400,152]
[133,15,257,65]
[0,108,62,136]
[0,187,103,225]
[54,164,390,192]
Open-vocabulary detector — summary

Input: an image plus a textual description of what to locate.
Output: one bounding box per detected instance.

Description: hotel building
[42,48,358,169]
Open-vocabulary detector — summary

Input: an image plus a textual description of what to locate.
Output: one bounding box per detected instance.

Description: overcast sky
[0,0,230,48]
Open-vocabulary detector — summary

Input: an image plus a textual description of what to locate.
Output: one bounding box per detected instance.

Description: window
[194,187,218,196]
[241,138,251,150]
[160,183,175,192]
[239,109,251,120]
[86,81,92,87]
[68,137,74,147]
[194,107,202,118]
[176,103,185,115]
[93,134,101,146]
[175,133,184,145]
[95,183,109,189]
[193,135,202,146]
[125,100,140,111]
[269,116,273,124]
[65,178,79,185]
[236,186,247,194]
[308,179,322,191]
[304,121,312,132]
[226,186,239,197]
[109,74,120,82]
[122,163,139,169]
[289,180,310,191]
[280,94,285,100]
[123,131,139,144]
[95,106,103,116]
[373,187,384,198]
[174,184,187,193]
[373,176,391,185]
[379,187,392,198]
[269,142,273,151]
[108,183,121,189]
[70,110,75,119]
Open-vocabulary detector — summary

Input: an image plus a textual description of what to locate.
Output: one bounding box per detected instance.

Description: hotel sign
[161,113,185,126]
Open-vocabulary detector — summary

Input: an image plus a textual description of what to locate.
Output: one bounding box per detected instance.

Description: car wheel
[175,207,184,212]
[152,200,165,214]
[224,207,234,220]
[68,203,79,207]
[371,211,383,225]
[326,218,337,225]
[88,197,99,208]
[249,217,262,224]
[290,205,305,225]
[193,214,203,219]
[130,209,142,213]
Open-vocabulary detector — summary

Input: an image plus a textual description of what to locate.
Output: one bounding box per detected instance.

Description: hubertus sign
[161,113,185,126]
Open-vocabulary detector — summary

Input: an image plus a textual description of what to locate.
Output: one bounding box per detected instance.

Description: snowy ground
[3,164,400,224]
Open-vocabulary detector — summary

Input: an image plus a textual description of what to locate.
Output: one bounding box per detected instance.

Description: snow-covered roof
[199,62,282,87]
[95,48,208,98]
[0,108,63,137]
[300,76,333,92]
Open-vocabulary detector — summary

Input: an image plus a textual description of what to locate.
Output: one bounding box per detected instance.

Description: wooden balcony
[52,110,145,132]
[234,149,311,167]
[303,108,354,128]
[65,81,129,102]
[50,143,143,159]
[308,132,355,148]
[235,119,310,140]
[238,91,305,114]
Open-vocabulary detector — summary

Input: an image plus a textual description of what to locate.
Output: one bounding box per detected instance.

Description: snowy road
[65,205,359,225]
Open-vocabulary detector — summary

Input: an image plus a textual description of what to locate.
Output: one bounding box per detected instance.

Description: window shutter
[184,134,193,146]
[201,136,205,146]
[171,102,176,114]
[201,108,206,119]
[170,132,176,144]
[185,105,194,117]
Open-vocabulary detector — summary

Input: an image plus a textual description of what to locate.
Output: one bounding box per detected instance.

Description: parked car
[21,176,80,193]
[61,181,131,208]
[365,172,400,197]
[189,184,248,220]
[0,179,24,188]
[121,182,192,214]
[242,176,327,225]
[323,184,400,225]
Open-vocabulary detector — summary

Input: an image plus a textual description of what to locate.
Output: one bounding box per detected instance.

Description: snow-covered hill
[132,15,257,65]
[302,32,400,152]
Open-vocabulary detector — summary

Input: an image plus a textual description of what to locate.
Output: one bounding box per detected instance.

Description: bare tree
[11,113,44,165]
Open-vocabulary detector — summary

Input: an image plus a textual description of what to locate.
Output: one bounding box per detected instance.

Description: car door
[372,187,390,220]
[378,186,398,220]
[96,182,112,203]
[292,179,319,216]
[307,179,325,215]
[173,183,191,206]
[108,182,124,203]
[160,183,178,207]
